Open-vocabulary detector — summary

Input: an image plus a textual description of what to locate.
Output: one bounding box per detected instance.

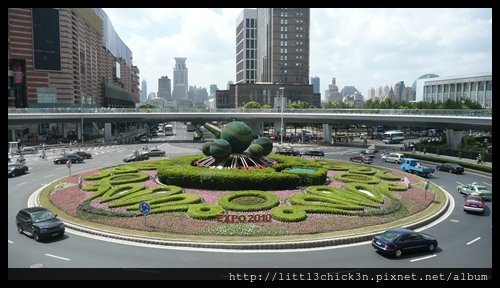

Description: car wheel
[33,231,40,242]
[17,224,23,234]
[428,243,435,252]
[395,249,403,258]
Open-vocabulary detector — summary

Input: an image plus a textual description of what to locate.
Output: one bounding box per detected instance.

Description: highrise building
[324,77,341,103]
[394,81,405,102]
[172,57,188,101]
[236,9,257,84]
[256,8,310,84]
[157,76,171,100]
[311,76,320,94]
[209,84,218,97]
[141,79,148,102]
[7,8,140,108]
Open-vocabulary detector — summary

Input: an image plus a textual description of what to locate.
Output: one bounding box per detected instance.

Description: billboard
[32,8,61,71]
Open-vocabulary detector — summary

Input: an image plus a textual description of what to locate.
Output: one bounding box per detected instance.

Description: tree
[243,101,261,109]
[138,103,155,109]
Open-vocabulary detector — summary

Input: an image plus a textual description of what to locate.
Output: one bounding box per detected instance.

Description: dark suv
[16,207,65,241]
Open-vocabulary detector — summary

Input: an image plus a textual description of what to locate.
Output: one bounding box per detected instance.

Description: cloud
[103,8,491,100]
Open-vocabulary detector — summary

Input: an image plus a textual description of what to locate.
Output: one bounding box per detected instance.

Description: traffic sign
[139,202,151,215]
[66,160,72,168]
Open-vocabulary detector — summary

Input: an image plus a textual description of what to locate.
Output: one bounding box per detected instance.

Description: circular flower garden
[41,153,442,237]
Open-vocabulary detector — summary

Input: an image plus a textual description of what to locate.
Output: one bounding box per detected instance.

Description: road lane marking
[482,182,492,187]
[466,237,481,245]
[45,254,70,261]
[17,182,27,186]
[410,254,436,262]
[42,174,55,179]
[450,219,460,223]
[8,240,13,244]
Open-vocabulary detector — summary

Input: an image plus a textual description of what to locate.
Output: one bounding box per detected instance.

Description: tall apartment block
[172,57,188,101]
[8,8,140,108]
[236,9,257,84]
[158,76,171,101]
[257,8,310,84]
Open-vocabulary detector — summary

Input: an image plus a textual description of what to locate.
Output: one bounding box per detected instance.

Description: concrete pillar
[323,124,332,143]
[445,129,464,148]
[246,121,262,137]
[274,121,286,139]
[77,122,82,140]
[104,123,113,141]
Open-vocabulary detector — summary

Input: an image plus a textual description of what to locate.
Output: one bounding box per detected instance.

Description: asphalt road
[8,123,492,269]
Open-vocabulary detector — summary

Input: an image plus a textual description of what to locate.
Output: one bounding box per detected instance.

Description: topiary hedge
[218,191,279,212]
[110,166,139,174]
[187,204,224,220]
[270,206,307,222]
[333,173,381,184]
[83,170,111,181]
[108,172,150,185]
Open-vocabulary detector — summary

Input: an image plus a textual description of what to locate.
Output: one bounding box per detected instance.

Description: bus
[186,122,195,132]
[164,124,173,136]
[382,130,404,144]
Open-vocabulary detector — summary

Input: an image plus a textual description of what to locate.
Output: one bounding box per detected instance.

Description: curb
[31,179,451,250]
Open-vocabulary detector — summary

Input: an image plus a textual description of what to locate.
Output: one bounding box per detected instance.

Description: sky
[103,8,492,101]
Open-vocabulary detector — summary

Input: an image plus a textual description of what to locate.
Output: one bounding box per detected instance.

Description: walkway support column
[323,124,332,144]
[445,129,464,148]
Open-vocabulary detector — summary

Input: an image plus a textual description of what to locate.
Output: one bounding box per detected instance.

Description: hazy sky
[103,8,491,100]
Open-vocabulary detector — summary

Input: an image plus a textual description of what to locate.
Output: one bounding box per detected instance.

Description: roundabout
[35,123,448,249]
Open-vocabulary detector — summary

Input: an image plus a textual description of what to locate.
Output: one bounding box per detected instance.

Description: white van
[381,153,405,164]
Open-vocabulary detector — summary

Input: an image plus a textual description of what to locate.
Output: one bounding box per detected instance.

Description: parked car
[147,149,166,157]
[436,163,464,174]
[463,194,485,214]
[381,153,405,164]
[457,182,492,200]
[123,151,150,163]
[74,151,92,159]
[349,155,373,164]
[372,227,438,258]
[8,163,29,177]
[16,207,65,241]
[53,154,83,164]
[301,149,325,157]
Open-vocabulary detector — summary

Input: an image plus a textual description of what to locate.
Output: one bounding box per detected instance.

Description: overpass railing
[8,108,491,117]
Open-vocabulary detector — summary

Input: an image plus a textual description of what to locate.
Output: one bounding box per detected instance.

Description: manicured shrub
[347,167,378,175]
[375,170,401,181]
[218,191,279,211]
[110,166,138,174]
[108,172,149,185]
[210,139,232,159]
[83,170,111,181]
[254,137,273,156]
[248,143,264,158]
[305,186,380,207]
[100,183,146,203]
[220,121,253,153]
[108,186,183,208]
[333,173,381,184]
[187,204,224,220]
[271,206,306,222]
[343,183,385,203]
[83,182,112,201]
[201,142,212,156]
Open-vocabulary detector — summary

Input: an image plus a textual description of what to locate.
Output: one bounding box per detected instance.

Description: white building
[415,72,492,107]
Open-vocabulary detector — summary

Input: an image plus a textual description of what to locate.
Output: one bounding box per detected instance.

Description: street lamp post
[279,87,285,145]
[81,95,84,145]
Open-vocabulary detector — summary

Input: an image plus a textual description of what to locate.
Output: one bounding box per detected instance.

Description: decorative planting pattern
[218,191,280,212]
[187,204,224,220]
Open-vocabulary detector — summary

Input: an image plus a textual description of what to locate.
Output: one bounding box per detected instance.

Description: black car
[372,228,438,258]
[53,154,84,164]
[16,207,65,241]
[301,149,325,157]
[74,151,92,159]
[275,147,300,156]
[8,163,28,177]
[123,152,150,162]
[436,163,464,174]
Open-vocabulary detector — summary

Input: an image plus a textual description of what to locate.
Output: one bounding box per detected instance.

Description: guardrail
[7,108,491,117]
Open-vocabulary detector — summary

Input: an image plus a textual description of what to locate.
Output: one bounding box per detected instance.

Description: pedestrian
[78,176,83,189]
[477,154,483,164]
[424,180,429,199]
[403,176,410,189]
[423,147,427,155]
[412,147,416,155]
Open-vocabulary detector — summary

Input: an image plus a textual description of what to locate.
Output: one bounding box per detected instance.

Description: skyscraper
[311,76,320,93]
[172,57,188,101]
[157,76,171,100]
[236,9,257,84]
[141,79,148,102]
[256,8,310,84]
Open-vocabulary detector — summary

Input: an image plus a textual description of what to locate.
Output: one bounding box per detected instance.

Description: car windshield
[468,196,483,202]
[32,211,56,223]
[380,231,401,241]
